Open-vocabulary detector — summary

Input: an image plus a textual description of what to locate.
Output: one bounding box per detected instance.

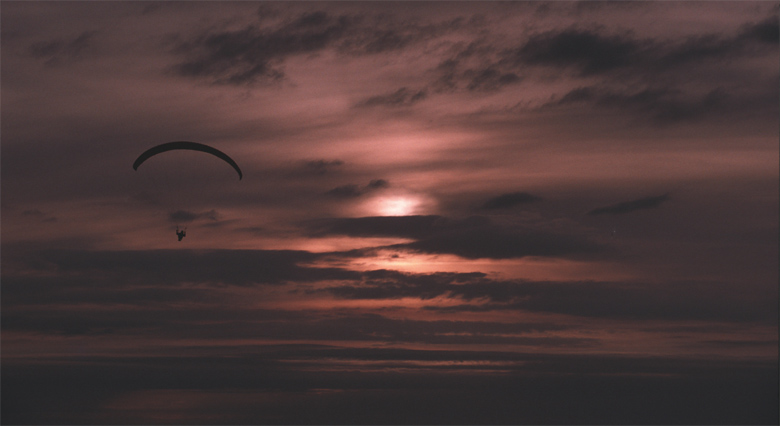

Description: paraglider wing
[133,141,243,180]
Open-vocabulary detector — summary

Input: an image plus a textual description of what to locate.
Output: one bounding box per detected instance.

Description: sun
[375,196,421,216]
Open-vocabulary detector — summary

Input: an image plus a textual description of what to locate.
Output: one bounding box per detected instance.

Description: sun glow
[374,196,421,216]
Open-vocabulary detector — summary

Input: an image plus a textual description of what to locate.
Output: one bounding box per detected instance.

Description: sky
[1,1,778,424]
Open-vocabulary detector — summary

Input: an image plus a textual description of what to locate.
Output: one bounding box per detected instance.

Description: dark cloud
[430,39,522,93]
[168,209,220,223]
[464,67,521,91]
[702,339,779,349]
[2,295,582,345]
[367,178,389,189]
[356,87,427,108]
[326,179,389,198]
[307,214,444,238]
[548,86,729,124]
[514,22,777,77]
[337,14,468,55]
[21,209,45,217]
[28,247,765,337]
[515,28,643,75]
[648,89,728,123]
[439,280,775,323]
[322,272,775,323]
[660,35,749,70]
[587,193,670,215]
[322,269,489,301]
[326,184,363,198]
[172,12,354,84]
[172,11,466,85]
[7,248,359,286]
[28,31,98,66]
[343,27,419,54]
[21,209,57,222]
[481,191,542,209]
[397,225,601,259]
[309,214,602,259]
[304,159,344,174]
[1,275,226,313]
[738,16,780,44]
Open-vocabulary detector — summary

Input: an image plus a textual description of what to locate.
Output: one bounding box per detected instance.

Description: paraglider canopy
[133,141,243,180]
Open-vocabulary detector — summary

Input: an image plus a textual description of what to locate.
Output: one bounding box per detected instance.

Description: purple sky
[2,2,778,424]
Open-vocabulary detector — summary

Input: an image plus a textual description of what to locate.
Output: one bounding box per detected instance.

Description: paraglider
[133,141,243,241]
[133,141,243,180]
[176,226,187,241]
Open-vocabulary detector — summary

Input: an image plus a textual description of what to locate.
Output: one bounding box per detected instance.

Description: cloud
[424,18,775,106]
[355,87,427,108]
[304,159,344,174]
[336,14,468,55]
[326,184,363,198]
[28,31,98,66]
[172,12,354,84]
[307,215,445,239]
[21,209,57,222]
[587,193,670,215]
[326,179,389,198]
[429,39,525,93]
[309,215,603,259]
[322,272,775,323]
[367,179,389,189]
[514,28,643,75]
[514,22,777,77]
[465,67,521,91]
[7,248,359,287]
[396,225,601,260]
[547,86,729,124]
[171,11,467,85]
[738,16,780,44]
[481,191,542,209]
[168,209,220,223]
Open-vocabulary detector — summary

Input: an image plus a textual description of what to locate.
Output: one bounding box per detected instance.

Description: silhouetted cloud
[322,272,775,323]
[397,225,601,259]
[304,159,344,174]
[431,40,524,93]
[587,193,670,215]
[326,184,363,198]
[8,248,359,286]
[464,67,522,91]
[28,31,98,66]
[21,209,46,217]
[514,23,777,77]
[21,209,57,222]
[356,87,427,108]
[738,16,780,44]
[547,86,729,123]
[515,28,643,75]
[307,215,444,239]
[309,215,602,259]
[172,11,467,85]
[168,209,220,223]
[367,179,389,189]
[326,179,390,198]
[172,12,354,84]
[481,191,542,209]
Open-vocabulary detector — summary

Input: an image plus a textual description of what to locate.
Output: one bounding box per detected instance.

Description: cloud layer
[2,2,777,424]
